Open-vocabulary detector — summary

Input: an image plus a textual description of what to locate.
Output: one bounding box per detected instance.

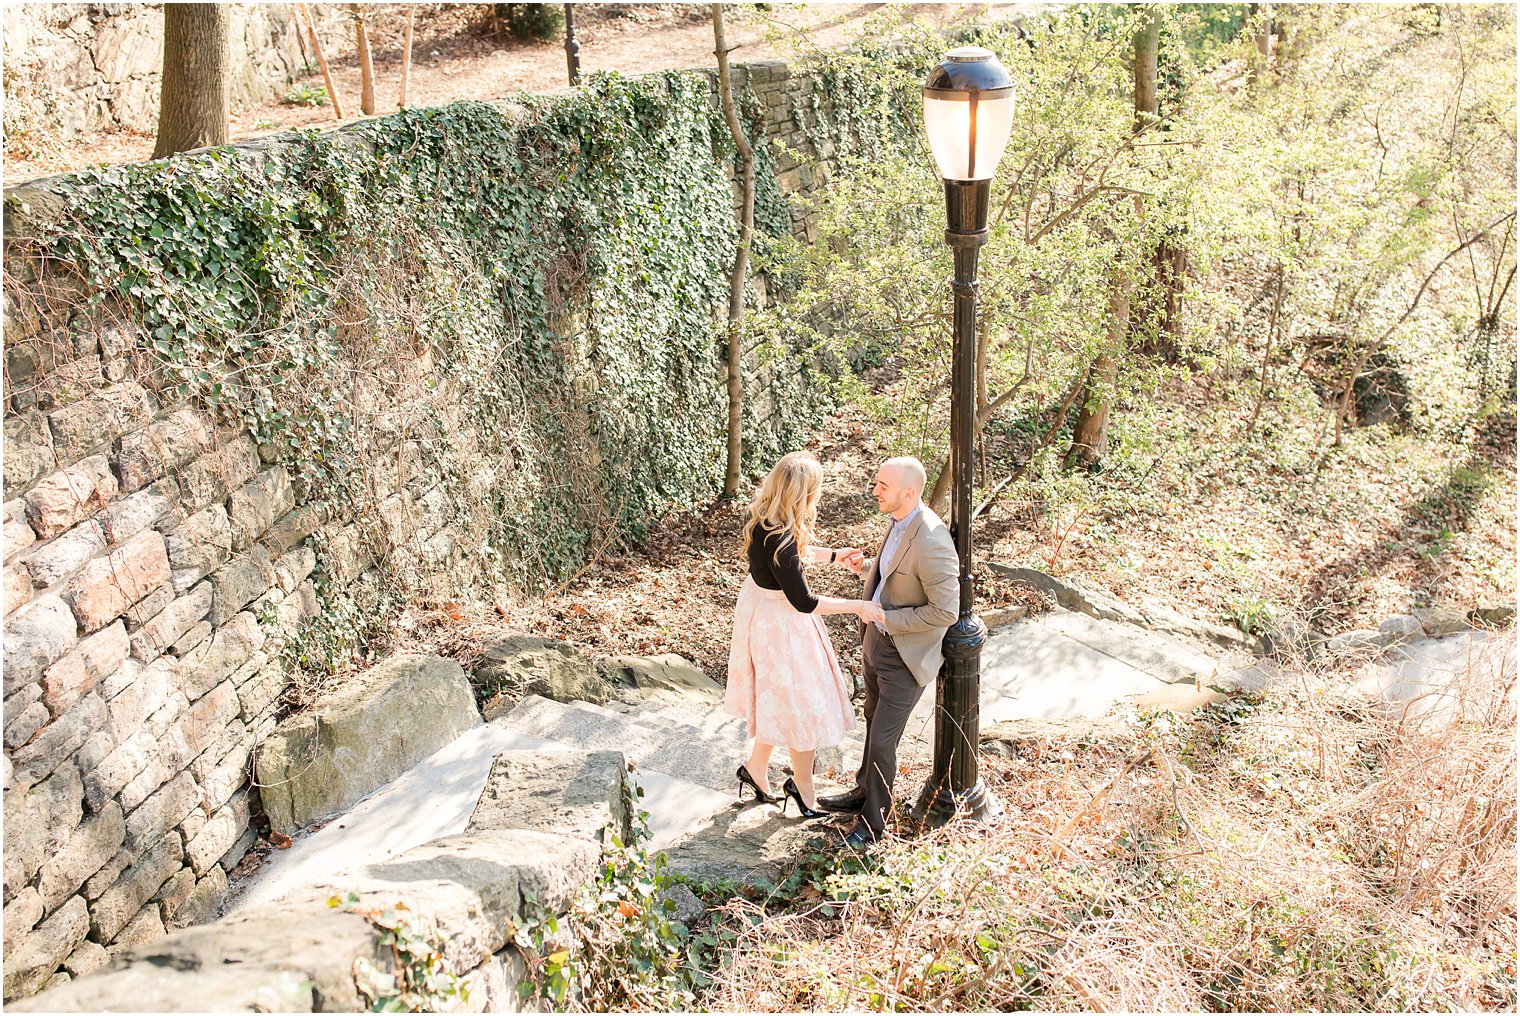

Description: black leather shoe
[818,787,866,813]
[839,821,877,852]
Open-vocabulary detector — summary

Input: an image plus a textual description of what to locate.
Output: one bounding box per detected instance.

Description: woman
[726,451,884,818]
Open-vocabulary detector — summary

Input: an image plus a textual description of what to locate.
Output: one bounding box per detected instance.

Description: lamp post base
[911,609,1002,831]
[910,775,1004,830]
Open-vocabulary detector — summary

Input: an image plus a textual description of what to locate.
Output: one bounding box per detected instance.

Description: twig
[398,5,415,109]
[298,2,344,121]
[546,493,630,597]
[1046,747,1156,858]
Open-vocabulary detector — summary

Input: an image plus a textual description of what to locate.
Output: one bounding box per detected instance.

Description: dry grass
[696,633,1517,1012]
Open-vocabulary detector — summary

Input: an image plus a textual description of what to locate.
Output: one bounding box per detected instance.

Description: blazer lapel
[879,510,926,585]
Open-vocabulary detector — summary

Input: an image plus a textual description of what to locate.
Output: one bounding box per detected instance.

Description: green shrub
[495,2,564,41]
[283,83,329,107]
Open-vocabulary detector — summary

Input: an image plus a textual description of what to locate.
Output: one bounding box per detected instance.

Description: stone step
[1039,609,1219,684]
[978,620,1168,724]
[611,698,751,743]
[497,695,752,796]
[496,695,669,763]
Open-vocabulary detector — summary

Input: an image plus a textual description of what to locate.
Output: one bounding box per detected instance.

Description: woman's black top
[748,525,819,614]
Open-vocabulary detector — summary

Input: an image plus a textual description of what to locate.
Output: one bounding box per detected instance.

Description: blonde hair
[742,451,824,564]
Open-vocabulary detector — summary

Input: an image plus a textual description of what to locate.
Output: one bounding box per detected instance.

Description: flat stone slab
[1355,632,1511,726]
[229,722,565,914]
[976,620,1167,725]
[1041,609,1219,684]
[663,791,850,887]
[498,694,666,764]
[471,750,634,846]
[1128,683,1228,713]
[255,654,480,835]
[229,720,745,917]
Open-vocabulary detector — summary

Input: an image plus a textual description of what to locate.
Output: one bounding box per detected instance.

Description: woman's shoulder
[756,519,789,540]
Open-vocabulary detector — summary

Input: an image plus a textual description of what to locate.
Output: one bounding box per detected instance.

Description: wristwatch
[829,548,838,563]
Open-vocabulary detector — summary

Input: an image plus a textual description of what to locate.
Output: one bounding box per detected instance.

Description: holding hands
[834,547,867,575]
[825,547,878,622]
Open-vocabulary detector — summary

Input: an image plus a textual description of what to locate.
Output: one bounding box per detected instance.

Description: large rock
[596,653,722,704]
[9,903,383,1013]
[473,634,608,705]
[1327,628,1394,657]
[255,654,480,835]
[1413,606,1470,638]
[37,802,126,913]
[41,621,129,717]
[1470,604,1516,628]
[3,413,55,500]
[26,520,106,587]
[5,764,84,901]
[24,456,117,540]
[62,530,170,633]
[469,749,634,847]
[1379,614,1425,646]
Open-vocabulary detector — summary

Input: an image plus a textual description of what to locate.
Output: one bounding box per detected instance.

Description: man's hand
[837,547,866,575]
[857,600,885,625]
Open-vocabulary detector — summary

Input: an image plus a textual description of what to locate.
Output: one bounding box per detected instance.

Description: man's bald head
[873,456,926,519]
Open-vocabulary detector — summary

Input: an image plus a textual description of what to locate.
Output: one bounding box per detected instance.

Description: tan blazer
[863,505,960,686]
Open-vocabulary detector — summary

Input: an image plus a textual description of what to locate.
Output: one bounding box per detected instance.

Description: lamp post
[911,47,1015,830]
[564,3,581,86]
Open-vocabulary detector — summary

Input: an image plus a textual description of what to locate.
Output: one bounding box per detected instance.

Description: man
[823,456,959,849]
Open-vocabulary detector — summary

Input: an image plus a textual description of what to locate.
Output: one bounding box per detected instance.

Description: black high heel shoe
[736,765,779,803]
[780,777,824,819]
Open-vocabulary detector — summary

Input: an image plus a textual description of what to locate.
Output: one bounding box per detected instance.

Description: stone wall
[3,3,350,143]
[1,58,898,1000]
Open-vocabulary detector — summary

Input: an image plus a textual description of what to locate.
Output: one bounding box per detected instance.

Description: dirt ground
[6,3,1028,181]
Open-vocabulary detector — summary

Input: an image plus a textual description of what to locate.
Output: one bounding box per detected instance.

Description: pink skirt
[725,576,855,751]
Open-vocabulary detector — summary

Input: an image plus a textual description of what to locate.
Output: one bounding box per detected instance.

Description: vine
[2,54,927,671]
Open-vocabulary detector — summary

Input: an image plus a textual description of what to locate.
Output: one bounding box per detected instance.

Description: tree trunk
[1132,11,1159,134]
[1064,277,1130,470]
[714,4,754,499]
[352,5,377,116]
[1132,9,1184,360]
[1247,3,1273,86]
[298,2,344,120]
[152,4,229,159]
[1064,13,1152,468]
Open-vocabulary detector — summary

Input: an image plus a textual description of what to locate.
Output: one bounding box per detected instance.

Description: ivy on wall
[5,70,877,591]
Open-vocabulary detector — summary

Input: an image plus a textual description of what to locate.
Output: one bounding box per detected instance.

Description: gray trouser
[855,625,928,837]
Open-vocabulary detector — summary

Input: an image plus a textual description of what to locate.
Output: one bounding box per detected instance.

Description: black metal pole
[911,177,1003,830]
[564,3,580,86]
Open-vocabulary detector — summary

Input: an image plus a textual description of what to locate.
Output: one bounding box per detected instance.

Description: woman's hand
[857,600,885,625]
[836,548,866,575]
